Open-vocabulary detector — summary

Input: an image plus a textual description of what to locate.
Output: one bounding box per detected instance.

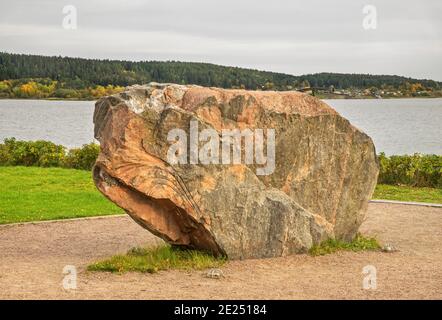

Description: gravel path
[0,203,441,299]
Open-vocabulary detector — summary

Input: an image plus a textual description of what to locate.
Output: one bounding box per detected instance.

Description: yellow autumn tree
[105,84,124,95]
[0,80,10,92]
[410,83,424,93]
[90,85,107,98]
[19,81,39,97]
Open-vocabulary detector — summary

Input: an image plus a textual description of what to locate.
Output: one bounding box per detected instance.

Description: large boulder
[93,83,379,259]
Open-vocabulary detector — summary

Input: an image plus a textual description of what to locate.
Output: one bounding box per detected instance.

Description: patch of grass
[309,233,381,256]
[373,184,442,204]
[0,166,123,224]
[87,245,226,274]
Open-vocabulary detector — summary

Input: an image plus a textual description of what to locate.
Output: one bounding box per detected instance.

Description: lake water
[324,98,442,155]
[0,98,441,155]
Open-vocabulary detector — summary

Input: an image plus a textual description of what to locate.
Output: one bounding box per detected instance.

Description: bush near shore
[378,153,442,188]
[0,138,441,188]
[0,138,98,170]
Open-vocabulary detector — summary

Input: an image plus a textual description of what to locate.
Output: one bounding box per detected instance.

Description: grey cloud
[0,0,441,80]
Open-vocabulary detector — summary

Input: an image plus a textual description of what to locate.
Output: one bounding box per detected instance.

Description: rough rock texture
[93,83,379,259]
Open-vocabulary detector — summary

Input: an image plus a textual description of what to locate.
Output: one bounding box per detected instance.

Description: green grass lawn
[0,166,440,225]
[373,184,442,204]
[0,166,123,224]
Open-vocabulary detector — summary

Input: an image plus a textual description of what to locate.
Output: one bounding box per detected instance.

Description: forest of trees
[0,52,441,99]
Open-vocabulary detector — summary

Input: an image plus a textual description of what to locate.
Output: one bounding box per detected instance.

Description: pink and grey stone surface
[93,83,379,259]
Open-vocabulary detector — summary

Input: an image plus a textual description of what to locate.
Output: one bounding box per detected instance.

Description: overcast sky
[1,0,441,80]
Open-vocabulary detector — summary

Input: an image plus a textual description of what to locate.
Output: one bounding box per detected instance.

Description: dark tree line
[0,52,440,91]
[297,73,440,90]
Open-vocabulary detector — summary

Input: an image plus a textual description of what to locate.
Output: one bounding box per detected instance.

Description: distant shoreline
[1,95,441,102]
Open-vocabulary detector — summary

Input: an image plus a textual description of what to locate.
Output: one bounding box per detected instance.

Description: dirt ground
[0,203,441,300]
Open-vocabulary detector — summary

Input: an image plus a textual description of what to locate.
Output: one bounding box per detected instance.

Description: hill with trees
[0,52,440,99]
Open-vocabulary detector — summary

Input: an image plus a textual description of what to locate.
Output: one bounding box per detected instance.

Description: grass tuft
[309,233,381,256]
[87,245,226,274]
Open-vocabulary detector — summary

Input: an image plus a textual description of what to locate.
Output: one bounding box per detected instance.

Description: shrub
[0,141,10,164]
[0,138,66,167]
[64,143,100,170]
[378,153,442,188]
[0,138,99,170]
